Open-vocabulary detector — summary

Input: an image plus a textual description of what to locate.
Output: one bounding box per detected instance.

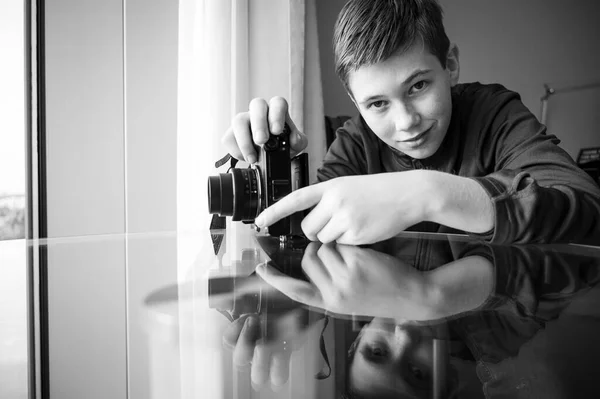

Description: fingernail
[246,154,257,164]
[255,262,266,273]
[241,316,251,331]
[246,315,258,328]
[271,122,282,134]
[255,215,265,227]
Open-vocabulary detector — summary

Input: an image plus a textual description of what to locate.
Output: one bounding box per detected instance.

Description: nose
[393,101,421,132]
[394,325,416,351]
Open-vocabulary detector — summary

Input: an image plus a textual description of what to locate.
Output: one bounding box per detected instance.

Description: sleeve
[316,117,371,182]
[457,244,600,319]
[466,85,600,245]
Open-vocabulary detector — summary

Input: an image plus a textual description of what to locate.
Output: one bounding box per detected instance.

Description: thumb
[285,114,308,155]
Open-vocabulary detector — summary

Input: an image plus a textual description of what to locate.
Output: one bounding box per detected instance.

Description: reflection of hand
[257,242,434,319]
[255,172,428,245]
[256,242,494,321]
[222,309,309,390]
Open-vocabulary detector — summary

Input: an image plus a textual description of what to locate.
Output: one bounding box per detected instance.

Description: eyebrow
[358,68,433,105]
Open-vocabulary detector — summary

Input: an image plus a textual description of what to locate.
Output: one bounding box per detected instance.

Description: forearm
[421,170,495,234]
[424,255,495,318]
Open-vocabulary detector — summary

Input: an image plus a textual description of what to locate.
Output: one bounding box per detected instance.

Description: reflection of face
[349,319,435,398]
[348,41,458,160]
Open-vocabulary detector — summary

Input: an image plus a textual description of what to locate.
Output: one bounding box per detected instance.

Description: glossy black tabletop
[134,223,600,399]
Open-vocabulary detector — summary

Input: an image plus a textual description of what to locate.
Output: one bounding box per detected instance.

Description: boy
[222,0,600,245]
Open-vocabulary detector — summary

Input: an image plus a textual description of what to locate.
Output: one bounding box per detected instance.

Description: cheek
[417,90,450,121]
[360,112,396,141]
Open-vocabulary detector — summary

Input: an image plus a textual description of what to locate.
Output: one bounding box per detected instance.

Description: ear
[445,44,460,86]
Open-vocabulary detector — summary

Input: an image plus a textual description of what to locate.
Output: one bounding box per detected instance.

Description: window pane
[0,1,28,399]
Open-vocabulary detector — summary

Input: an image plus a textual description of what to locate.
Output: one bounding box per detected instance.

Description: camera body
[208,125,308,237]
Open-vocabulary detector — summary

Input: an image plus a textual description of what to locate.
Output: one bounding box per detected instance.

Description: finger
[316,217,345,244]
[233,315,261,368]
[221,127,244,161]
[232,112,258,164]
[255,184,324,228]
[222,313,251,350]
[267,96,289,135]
[268,308,309,341]
[284,114,308,155]
[249,98,270,145]
[301,246,334,294]
[270,347,292,388]
[255,263,318,307]
[251,344,271,388]
[300,199,333,242]
[315,242,348,278]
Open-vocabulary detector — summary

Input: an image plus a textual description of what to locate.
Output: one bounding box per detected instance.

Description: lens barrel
[207,168,261,221]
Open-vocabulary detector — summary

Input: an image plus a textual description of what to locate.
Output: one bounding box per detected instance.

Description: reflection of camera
[207,124,308,237]
[208,237,309,320]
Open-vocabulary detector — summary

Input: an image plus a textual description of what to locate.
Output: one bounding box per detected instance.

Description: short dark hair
[333,0,450,91]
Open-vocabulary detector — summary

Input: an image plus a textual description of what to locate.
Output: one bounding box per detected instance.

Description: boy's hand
[256,242,432,319]
[255,172,432,245]
[222,309,310,390]
[222,96,308,164]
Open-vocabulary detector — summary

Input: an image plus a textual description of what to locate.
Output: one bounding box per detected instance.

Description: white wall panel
[45,0,125,237]
[45,1,127,398]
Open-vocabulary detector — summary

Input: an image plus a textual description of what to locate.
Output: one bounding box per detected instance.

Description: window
[0,2,28,399]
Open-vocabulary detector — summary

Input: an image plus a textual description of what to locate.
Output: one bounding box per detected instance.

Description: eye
[370,346,386,357]
[408,362,427,381]
[409,80,429,95]
[368,100,387,110]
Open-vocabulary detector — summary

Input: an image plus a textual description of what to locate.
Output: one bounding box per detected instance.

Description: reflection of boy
[223,0,600,245]
[345,243,600,399]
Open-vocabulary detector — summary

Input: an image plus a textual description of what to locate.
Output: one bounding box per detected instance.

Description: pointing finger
[256,263,317,306]
[255,184,324,228]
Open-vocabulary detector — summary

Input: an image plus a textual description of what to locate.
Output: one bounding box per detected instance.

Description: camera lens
[208,168,261,221]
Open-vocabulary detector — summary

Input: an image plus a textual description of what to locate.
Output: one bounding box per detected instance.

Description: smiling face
[349,319,436,398]
[348,41,460,159]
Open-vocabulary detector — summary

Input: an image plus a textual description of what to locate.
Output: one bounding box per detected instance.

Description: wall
[44,0,178,398]
[316,0,600,159]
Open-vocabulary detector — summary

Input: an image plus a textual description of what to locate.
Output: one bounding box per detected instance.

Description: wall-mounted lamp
[540,81,600,125]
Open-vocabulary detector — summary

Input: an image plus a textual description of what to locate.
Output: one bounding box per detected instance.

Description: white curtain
[177,0,326,249]
[174,1,326,397]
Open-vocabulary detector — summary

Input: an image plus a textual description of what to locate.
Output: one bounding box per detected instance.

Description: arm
[421,170,495,234]
[463,85,600,244]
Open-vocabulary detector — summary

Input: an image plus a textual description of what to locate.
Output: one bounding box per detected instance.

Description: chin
[401,146,437,160]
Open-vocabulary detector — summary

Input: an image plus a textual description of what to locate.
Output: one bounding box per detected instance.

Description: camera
[207,124,308,237]
[208,237,311,344]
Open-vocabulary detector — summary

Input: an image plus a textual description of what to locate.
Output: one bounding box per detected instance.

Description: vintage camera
[208,236,311,344]
[207,125,308,237]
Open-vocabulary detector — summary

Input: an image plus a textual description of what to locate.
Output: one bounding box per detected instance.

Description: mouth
[401,126,433,143]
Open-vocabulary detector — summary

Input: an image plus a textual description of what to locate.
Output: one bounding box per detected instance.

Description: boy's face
[349,319,436,397]
[348,40,459,160]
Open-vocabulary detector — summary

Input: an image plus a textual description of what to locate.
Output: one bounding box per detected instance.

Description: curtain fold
[176,0,326,397]
[177,0,325,242]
